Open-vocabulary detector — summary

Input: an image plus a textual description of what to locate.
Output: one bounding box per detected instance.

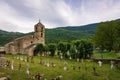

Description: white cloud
[0,0,120,33]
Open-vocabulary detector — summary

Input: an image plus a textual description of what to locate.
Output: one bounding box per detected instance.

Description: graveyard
[1,0,120,80]
[0,53,120,80]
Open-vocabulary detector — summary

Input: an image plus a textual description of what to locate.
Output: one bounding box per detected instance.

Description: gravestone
[47,62,50,67]
[98,61,102,67]
[6,60,10,67]
[44,61,47,66]
[25,58,27,62]
[26,64,30,77]
[64,66,67,71]
[0,57,6,68]
[20,56,24,61]
[110,61,114,69]
[42,54,45,56]
[77,58,79,62]
[81,59,84,63]
[11,60,14,70]
[31,56,34,63]
[64,61,67,66]
[60,56,63,59]
[23,56,26,62]
[53,63,56,67]
[69,56,72,60]
[27,56,29,62]
[17,56,19,60]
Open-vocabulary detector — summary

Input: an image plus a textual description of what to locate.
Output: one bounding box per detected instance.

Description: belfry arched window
[41,33,43,37]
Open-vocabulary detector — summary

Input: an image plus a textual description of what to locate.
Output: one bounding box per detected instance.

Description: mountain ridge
[0,22,97,46]
[2,19,120,46]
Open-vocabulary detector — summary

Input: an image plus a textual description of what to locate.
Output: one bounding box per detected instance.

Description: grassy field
[93,51,120,59]
[0,54,120,80]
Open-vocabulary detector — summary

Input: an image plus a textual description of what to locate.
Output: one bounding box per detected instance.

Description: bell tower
[33,20,45,44]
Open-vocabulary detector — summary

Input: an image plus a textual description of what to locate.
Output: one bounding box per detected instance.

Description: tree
[34,43,44,56]
[66,43,71,51]
[48,43,56,57]
[72,40,81,50]
[84,41,93,58]
[93,20,120,52]
[77,40,85,58]
[69,45,77,59]
[43,45,49,56]
[73,40,93,59]
[57,42,68,58]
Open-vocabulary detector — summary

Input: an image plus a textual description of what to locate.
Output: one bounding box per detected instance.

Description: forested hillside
[45,28,93,44]
[0,23,98,46]
[1,19,120,47]
[58,23,98,34]
[0,30,24,46]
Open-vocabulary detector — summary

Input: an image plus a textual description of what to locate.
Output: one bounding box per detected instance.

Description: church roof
[24,44,36,50]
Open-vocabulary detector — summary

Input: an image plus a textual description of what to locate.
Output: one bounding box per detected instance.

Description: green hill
[0,30,25,46]
[57,23,98,34]
[0,23,98,46]
[45,28,94,44]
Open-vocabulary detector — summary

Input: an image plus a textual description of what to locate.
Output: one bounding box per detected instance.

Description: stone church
[4,21,45,56]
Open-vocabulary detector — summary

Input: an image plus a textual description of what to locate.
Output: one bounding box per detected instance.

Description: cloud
[0,0,120,33]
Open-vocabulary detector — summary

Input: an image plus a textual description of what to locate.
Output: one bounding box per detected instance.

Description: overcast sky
[0,0,120,33]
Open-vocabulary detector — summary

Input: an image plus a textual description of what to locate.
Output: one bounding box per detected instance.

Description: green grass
[93,51,120,59]
[0,54,120,80]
